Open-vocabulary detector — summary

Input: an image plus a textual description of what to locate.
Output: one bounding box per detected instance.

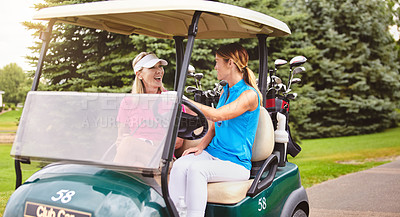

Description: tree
[386,0,400,106]
[0,63,30,105]
[289,0,400,138]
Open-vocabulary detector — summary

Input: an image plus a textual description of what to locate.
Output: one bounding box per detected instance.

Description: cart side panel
[205,162,302,217]
[4,164,168,217]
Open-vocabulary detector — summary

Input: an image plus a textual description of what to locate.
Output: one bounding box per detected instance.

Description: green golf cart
[4,1,309,216]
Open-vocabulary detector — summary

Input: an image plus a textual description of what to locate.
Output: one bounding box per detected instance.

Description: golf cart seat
[207,106,275,204]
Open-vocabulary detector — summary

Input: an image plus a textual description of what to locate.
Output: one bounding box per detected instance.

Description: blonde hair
[216,43,262,105]
[131,52,165,94]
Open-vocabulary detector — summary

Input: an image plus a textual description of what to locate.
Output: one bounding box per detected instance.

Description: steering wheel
[178,99,208,140]
[152,96,208,140]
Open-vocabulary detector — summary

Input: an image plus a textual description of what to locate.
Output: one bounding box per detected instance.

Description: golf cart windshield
[11,91,177,172]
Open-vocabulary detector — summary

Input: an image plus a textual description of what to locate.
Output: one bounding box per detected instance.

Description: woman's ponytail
[217,43,262,105]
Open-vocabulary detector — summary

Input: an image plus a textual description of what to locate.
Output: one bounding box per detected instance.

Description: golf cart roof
[33,0,291,39]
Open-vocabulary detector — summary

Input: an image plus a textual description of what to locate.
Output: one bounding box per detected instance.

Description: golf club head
[188,65,195,73]
[186,86,198,93]
[286,93,297,100]
[207,90,215,97]
[291,78,301,84]
[289,56,307,68]
[274,59,288,68]
[272,75,282,84]
[293,66,306,75]
[194,73,204,81]
[277,83,286,92]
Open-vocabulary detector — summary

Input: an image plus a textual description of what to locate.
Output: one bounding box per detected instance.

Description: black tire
[291,208,307,217]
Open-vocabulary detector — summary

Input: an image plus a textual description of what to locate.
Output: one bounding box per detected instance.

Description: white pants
[168,151,250,217]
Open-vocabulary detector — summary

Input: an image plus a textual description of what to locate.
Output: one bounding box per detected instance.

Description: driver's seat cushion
[207,179,254,204]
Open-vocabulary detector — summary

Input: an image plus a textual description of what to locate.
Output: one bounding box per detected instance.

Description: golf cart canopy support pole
[14,19,56,190]
[31,19,55,91]
[174,36,185,91]
[257,34,268,107]
[161,11,202,217]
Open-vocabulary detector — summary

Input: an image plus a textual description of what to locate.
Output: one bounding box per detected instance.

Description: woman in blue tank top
[169,43,262,217]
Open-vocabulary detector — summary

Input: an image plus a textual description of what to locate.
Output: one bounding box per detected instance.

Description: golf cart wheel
[292,208,307,217]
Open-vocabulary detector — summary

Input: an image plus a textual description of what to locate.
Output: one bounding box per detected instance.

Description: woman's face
[215,54,230,80]
[139,62,164,93]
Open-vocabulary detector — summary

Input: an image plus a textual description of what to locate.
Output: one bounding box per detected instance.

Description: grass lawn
[289,127,400,188]
[0,144,40,216]
[0,110,22,132]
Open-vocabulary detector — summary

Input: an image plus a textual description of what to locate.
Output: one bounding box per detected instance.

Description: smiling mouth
[154,77,162,81]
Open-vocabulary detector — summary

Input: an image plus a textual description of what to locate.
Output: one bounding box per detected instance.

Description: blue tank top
[205,79,260,170]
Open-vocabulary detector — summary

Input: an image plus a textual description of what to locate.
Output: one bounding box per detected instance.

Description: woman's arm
[175,137,184,149]
[115,123,130,147]
[189,89,258,122]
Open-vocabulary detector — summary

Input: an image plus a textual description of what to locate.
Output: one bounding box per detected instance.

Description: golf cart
[4,1,309,216]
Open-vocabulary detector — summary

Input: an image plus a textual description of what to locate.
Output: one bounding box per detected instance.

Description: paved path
[307,157,400,217]
[0,109,17,143]
[0,133,15,143]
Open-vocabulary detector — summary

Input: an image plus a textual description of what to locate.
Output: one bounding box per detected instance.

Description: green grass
[0,144,40,215]
[0,145,40,192]
[0,110,22,132]
[0,191,12,214]
[289,127,400,188]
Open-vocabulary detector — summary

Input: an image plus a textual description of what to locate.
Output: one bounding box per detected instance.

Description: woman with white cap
[112,52,184,165]
[131,52,168,94]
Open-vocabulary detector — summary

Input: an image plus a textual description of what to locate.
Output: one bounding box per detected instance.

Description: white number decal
[258,197,267,211]
[51,189,76,203]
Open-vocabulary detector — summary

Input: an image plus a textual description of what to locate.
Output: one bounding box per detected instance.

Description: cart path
[306,156,400,217]
[0,133,15,143]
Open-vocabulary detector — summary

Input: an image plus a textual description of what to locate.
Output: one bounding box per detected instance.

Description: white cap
[133,54,168,73]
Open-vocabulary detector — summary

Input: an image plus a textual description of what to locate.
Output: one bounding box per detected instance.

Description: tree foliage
[288,0,400,138]
[0,63,30,105]
[24,0,400,139]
